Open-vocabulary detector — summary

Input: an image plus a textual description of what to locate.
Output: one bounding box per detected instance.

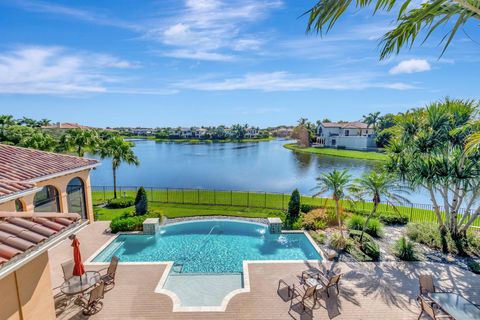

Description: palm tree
[0,115,15,138]
[363,112,381,131]
[60,129,100,157]
[19,117,39,127]
[313,169,352,235]
[350,171,410,242]
[306,1,480,59]
[38,118,51,127]
[99,136,139,198]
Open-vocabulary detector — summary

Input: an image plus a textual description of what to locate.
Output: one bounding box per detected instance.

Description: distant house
[41,122,95,130]
[245,127,259,138]
[131,128,153,136]
[316,121,376,150]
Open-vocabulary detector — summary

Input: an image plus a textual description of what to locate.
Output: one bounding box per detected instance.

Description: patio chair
[316,272,342,298]
[61,260,74,281]
[417,295,452,319]
[100,256,119,289]
[288,284,317,316]
[277,274,301,301]
[419,274,437,295]
[77,281,105,315]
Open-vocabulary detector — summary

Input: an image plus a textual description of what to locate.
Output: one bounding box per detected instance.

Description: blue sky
[0,0,479,127]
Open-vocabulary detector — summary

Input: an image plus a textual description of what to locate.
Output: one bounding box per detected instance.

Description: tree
[18,117,39,127]
[0,115,16,138]
[363,112,381,131]
[99,136,140,199]
[385,98,480,253]
[231,124,247,140]
[60,129,100,156]
[19,131,56,151]
[287,189,301,226]
[291,125,310,147]
[38,118,51,127]
[135,186,148,215]
[350,171,410,242]
[306,1,480,59]
[313,169,352,236]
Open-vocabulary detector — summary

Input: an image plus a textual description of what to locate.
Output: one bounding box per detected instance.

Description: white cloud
[161,50,234,61]
[0,46,164,95]
[176,71,415,92]
[389,59,431,74]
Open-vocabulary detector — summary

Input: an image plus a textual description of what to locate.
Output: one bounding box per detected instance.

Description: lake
[89,139,431,203]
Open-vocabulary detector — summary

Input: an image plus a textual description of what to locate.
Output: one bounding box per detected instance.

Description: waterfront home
[316,121,376,151]
[0,144,99,319]
[245,127,260,138]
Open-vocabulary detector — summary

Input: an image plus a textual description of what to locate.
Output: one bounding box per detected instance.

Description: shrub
[393,236,418,261]
[291,217,303,230]
[406,223,457,252]
[135,186,148,215]
[467,260,480,274]
[379,213,409,225]
[309,231,326,245]
[346,240,372,262]
[107,197,134,209]
[287,189,301,218]
[110,215,143,233]
[347,215,365,231]
[329,232,347,251]
[366,219,384,238]
[349,230,380,261]
[302,209,328,230]
[300,204,319,213]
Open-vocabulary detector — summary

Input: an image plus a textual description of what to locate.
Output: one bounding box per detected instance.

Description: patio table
[61,271,101,296]
[429,292,480,320]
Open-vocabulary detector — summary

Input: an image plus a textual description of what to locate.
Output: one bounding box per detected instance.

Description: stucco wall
[0,168,95,222]
[326,136,376,150]
[0,252,55,320]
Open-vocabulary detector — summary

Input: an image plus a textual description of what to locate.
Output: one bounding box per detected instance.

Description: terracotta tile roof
[0,212,81,267]
[0,180,37,199]
[0,144,99,182]
[41,122,95,130]
[321,121,370,129]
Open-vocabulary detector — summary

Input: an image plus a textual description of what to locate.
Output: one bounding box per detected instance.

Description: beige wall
[0,252,55,320]
[0,168,95,222]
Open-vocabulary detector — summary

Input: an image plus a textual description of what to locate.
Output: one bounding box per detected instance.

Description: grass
[283,143,387,161]
[92,188,480,228]
[94,202,284,221]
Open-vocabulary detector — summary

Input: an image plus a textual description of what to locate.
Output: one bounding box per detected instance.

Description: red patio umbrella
[71,235,85,277]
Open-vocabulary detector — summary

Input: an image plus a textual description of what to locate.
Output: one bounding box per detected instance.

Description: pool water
[93,220,321,273]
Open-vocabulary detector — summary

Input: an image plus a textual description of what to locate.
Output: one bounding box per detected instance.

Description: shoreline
[123,136,274,143]
[283,143,387,161]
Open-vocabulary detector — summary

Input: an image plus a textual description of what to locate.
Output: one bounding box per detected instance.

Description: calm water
[92,220,321,273]
[89,139,430,203]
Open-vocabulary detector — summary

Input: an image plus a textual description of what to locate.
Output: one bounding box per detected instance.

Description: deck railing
[91,186,480,229]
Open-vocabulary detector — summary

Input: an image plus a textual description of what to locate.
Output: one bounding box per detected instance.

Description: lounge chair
[288,284,317,316]
[78,281,105,315]
[61,260,74,281]
[417,295,452,319]
[100,256,119,289]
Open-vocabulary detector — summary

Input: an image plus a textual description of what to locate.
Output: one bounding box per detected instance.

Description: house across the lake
[316,121,376,151]
[0,144,99,320]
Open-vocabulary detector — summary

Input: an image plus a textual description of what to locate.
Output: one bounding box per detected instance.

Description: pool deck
[49,221,480,320]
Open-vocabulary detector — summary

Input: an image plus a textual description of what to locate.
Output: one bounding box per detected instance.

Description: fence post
[166,188,169,203]
[182,189,185,204]
[150,187,153,202]
[247,191,250,207]
[410,204,413,221]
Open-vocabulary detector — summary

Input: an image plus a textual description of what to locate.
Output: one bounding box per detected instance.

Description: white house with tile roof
[316,121,377,150]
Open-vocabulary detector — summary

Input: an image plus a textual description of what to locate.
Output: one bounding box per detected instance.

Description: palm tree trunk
[335,199,343,237]
[113,166,117,199]
[360,201,378,242]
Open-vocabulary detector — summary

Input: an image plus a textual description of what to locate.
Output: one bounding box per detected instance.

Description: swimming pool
[92,219,321,273]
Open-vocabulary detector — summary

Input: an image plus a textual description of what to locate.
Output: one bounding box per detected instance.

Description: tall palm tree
[38,118,51,127]
[350,171,410,241]
[99,136,139,198]
[306,1,480,59]
[0,115,15,138]
[363,112,381,131]
[19,117,39,127]
[60,129,100,157]
[313,169,352,235]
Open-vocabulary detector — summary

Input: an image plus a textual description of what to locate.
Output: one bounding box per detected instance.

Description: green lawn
[94,203,284,221]
[283,143,387,161]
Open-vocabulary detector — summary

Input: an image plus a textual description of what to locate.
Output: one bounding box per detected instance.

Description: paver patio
[49,222,480,319]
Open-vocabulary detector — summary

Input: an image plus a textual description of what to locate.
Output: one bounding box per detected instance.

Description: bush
[300,204,319,213]
[107,197,135,209]
[346,240,372,262]
[135,186,148,215]
[309,231,326,245]
[110,215,143,233]
[393,236,418,261]
[379,213,409,225]
[406,223,457,252]
[366,219,384,238]
[349,230,380,261]
[287,189,300,218]
[467,260,480,274]
[347,215,365,231]
[329,232,347,251]
[302,209,328,230]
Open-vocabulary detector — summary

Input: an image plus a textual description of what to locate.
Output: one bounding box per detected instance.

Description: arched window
[34,185,60,212]
[67,178,86,219]
[15,199,25,212]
